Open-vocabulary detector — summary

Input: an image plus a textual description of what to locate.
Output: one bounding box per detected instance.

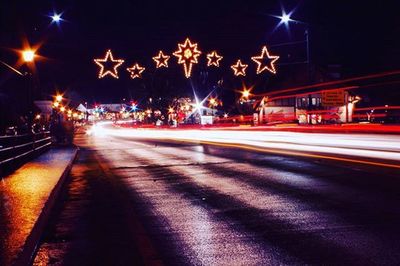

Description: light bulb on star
[251,46,279,74]
[94,49,124,79]
[231,59,248,77]
[127,63,145,79]
[152,51,170,68]
[173,38,201,78]
[206,51,223,67]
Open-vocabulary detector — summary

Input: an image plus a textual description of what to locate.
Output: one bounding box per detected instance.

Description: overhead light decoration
[231,59,248,76]
[251,46,279,74]
[206,51,223,67]
[127,63,145,79]
[152,50,170,68]
[94,49,125,79]
[173,38,201,78]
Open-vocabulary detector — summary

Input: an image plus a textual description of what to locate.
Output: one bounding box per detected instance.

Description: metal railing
[0,131,52,167]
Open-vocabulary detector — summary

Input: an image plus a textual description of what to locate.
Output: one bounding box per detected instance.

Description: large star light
[173,38,202,78]
[94,49,125,79]
[251,46,279,74]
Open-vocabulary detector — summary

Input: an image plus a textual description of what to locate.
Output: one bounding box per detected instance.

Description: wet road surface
[33,133,400,265]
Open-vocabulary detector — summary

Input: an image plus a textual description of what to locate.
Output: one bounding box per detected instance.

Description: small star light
[251,46,280,74]
[152,51,170,68]
[127,63,146,79]
[173,38,202,78]
[94,50,125,79]
[207,51,223,67]
[231,59,248,77]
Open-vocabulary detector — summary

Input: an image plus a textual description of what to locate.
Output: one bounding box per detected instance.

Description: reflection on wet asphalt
[0,148,76,266]
[34,133,400,265]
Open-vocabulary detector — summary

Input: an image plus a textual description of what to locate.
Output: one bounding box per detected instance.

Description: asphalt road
[33,132,400,265]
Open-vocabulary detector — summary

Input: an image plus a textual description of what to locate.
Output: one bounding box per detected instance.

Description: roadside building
[258,88,359,125]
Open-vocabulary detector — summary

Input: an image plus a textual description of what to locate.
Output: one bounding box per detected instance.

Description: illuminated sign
[322,90,345,106]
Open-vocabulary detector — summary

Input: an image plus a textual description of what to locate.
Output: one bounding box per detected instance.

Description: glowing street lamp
[281,14,291,23]
[50,12,64,25]
[272,6,311,80]
[51,14,62,23]
[55,95,63,102]
[60,106,66,112]
[22,50,35,62]
[53,101,59,108]
[278,12,293,27]
[242,89,250,98]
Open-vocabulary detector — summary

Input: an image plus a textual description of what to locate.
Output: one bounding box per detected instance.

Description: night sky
[1,0,400,105]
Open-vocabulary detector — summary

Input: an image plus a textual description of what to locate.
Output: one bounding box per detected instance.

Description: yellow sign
[322,90,345,106]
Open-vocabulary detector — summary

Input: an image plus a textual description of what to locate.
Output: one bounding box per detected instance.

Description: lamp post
[273,9,313,124]
[20,49,37,125]
[273,10,311,81]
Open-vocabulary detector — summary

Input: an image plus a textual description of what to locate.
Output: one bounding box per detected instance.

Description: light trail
[90,122,400,169]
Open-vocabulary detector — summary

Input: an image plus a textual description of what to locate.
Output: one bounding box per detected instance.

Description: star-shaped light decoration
[251,46,279,74]
[94,49,124,79]
[207,51,223,67]
[152,50,170,68]
[173,38,202,78]
[127,63,145,79]
[231,59,248,77]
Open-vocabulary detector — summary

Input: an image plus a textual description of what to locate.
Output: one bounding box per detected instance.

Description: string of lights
[93,40,279,79]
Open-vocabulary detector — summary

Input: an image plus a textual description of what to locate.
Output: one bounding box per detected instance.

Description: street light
[242,89,250,99]
[22,50,35,62]
[50,12,64,24]
[55,95,63,102]
[51,14,61,22]
[272,7,311,81]
[278,12,293,28]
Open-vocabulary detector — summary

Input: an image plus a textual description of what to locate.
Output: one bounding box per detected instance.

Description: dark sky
[1,0,400,104]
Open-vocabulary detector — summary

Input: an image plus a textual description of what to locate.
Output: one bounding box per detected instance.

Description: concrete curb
[14,147,79,266]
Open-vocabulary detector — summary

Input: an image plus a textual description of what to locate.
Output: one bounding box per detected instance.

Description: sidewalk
[0,147,78,266]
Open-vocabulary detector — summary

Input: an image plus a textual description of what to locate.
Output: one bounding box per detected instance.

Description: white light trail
[90,122,400,164]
